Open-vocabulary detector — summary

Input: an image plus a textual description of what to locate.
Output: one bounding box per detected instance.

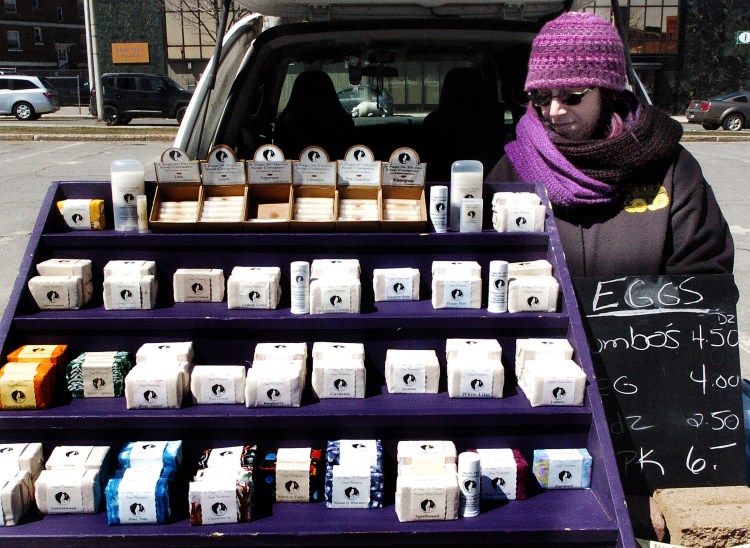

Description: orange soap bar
[0,362,57,409]
[6,344,68,367]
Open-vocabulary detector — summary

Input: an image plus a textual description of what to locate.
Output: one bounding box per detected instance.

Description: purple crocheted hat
[525,11,627,92]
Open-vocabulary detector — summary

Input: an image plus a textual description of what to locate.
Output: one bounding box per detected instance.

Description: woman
[487,11,734,277]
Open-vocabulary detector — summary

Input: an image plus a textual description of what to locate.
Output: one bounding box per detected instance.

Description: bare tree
[163,0,256,43]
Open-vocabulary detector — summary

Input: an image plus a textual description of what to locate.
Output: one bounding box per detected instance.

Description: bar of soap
[395,471,459,522]
[373,268,420,301]
[475,448,530,501]
[385,349,440,394]
[190,365,246,404]
[125,365,185,409]
[118,440,183,470]
[103,275,157,310]
[252,358,307,390]
[35,469,102,514]
[37,258,93,283]
[66,351,132,398]
[311,342,364,362]
[447,357,504,398]
[507,275,559,313]
[254,342,308,362]
[173,269,225,303]
[245,365,303,407]
[46,445,111,472]
[311,360,366,399]
[445,338,501,362]
[325,439,384,509]
[491,192,541,208]
[136,341,194,365]
[189,473,252,525]
[227,269,282,309]
[0,470,34,526]
[515,338,574,382]
[104,260,157,278]
[311,259,361,279]
[431,274,481,309]
[0,362,56,410]
[532,448,592,489]
[431,261,481,277]
[273,447,324,503]
[508,259,552,277]
[520,359,586,407]
[57,198,106,230]
[310,277,361,314]
[0,442,45,479]
[28,275,84,310]
[492,204,546,233]
[397,440,457,471]
[197,445,257,473]
[105,468,172,524]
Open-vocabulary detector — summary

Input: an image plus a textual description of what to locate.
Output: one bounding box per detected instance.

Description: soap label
[548,450,583,488]
[0,371,37,409]
[442,280,472,308]
[45,470,85,513]
[61,199,92,230]
[385,271,413,301]
[507,205,537,233]
[516,284,550,311]
[480,462,517,500]
[137,378,168,408]
[409,479,447,520]
[118,481,158,523]
[543,377,576,405]
[200,372,236,403]
[83,363,115,397]
[331,464,371,508]
[51,446,94,468]
[238,280,270,309]
[459,369,493,398]
[257,377,292,407]
[276,465,309,502]
[129,441,169,466]
[39,278,77,309]
[321,285,352,313]
[194,479,237,524]
[181,272,213,302]
[0,443,27,471]
[108,279,142,310]
[339,440,378,466]
[391,363,426,393]
[322,368,356,398]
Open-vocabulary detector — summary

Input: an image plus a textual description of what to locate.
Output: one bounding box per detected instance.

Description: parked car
[0,74,60,120]
[337,85,394,117]
[45,76,90,106]
[685,91,750,131]
[89,73,192,125]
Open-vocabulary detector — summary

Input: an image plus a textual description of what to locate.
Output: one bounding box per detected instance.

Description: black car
[89,73,192,125]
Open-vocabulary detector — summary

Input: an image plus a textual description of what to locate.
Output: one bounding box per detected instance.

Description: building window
[32,0,39,9]
[34,27,43,44]
[7,30,20,50]
[581,0,679,55]
[165,2,217,60]
[5,0,17,14]
[57,6,64,22]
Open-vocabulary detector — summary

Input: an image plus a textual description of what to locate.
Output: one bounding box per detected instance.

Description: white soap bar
[311,342,364,363]
[136,341,194,365]
[104,260,156,278]
[28,275,84,310]
[311,360,365,399]
[34,469,101,514]
[385,349,440,394]
[395,471,459,522]
[492,204,546,232]
[507,276,559,313]
[227,271,282,310]
[173,269,225,303]
[103,275,157,310]
[373,268,420,301]
[508,259,552,277]
[125,364,185,409]
[36,258,93,283]
[310,277,361,314]
[310,259,361,279]
[190,365,246,404]
[251,359,307,391]
[445,338,502,361]
[397,440,457,467]
[230,266,281,282]
[475,448,519,501]
[520,359,586,407]
[254,342,308,362]
[515,338,574,383]
[447,357,504,398]
[491,192,541,208]
[431,261,481,277]
[245,366,302,408]
[0,470,34,526]
[189,474,250,524]
[0,443,45,479]
[138,360,192,395]
[46,446,110,472]
[431,274,481,309]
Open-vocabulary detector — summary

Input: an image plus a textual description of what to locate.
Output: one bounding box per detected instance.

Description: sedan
[686,91,750,131]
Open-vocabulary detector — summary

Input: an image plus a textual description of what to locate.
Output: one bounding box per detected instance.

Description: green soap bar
[66,351,132,398]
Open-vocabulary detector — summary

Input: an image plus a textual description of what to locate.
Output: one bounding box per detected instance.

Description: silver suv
[0,75,60,120]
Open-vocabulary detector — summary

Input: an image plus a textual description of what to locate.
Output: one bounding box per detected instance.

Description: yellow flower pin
[624,185,669,213]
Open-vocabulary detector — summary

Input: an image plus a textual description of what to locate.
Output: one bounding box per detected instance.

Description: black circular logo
[420,499,436,512]
[11,390,25,403]
[266,388,281,401]
[285,480,300,493]
[344,486,360,499]
[211,502,228,515]
[130,502,145,516]
[403,373,416,386]
[55,491,71,504]
[212,384,226,397]
[143,390,158,402]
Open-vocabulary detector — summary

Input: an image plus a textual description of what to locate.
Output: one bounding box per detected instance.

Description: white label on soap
[39,278,76,309]
[46,471,85,513]
[257,377,292,407]
[195,479,237,524]
[61,199,92,230]
[442,280,472,308]
[481,463,517,501]
[409,479,447,520]
[200,371,236,404]
[276,465,309,502]
[392,363,426,393]
[0,443,26,471]
[109,279,142,310]
[207,446,244,468]
[517,284,550,311]
[118,480,158,523]
[459,369,493,398]
[544,377,576,405]
[385,271,413,301]
[321,285,351,313]
[548,450,583,488]
[238,280,270,309]
[83,363,116,397]
[182,272,213,302]
[52,446,94,469]
[331,464,371,508]
[323,368,356,398]
[339,440,378,466]
[137,378,168,407]
[507,205,537,233]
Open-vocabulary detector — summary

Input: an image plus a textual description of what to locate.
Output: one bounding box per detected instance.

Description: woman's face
[538,87,604,141]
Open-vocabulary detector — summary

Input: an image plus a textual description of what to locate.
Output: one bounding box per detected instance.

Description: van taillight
[43,92,53,99]
[700,102,710,111]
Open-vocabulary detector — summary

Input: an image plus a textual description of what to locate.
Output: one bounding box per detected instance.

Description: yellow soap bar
[56,199,106,230]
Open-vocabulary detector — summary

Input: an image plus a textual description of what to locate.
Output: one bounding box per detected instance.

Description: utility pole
[84,0,103,120]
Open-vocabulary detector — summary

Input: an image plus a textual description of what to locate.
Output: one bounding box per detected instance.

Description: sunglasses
[527,87,594,107]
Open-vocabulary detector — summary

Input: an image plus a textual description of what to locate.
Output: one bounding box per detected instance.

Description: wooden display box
[149,183,201,233]
[336,186,381,233]
[290,186,337,233]
[245,184,292,233]
[380,185,427,232]
[198,184,248,233]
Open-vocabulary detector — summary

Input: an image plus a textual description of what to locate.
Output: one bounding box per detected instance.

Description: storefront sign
[112,43,150,64]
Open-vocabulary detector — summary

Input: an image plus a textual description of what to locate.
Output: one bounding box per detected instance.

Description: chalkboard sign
[574,275,746,493]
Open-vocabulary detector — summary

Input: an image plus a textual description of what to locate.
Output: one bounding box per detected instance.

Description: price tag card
[201,145,246,186]
[247,145,292,184]
[337,145,381,187]
[382,147,425,187]
[155,147,201,183]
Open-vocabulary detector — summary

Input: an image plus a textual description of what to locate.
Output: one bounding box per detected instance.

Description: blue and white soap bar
[325,439,383,509]
[105,468,171,524]
[117,440,182,470]
[35,469,101,514]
